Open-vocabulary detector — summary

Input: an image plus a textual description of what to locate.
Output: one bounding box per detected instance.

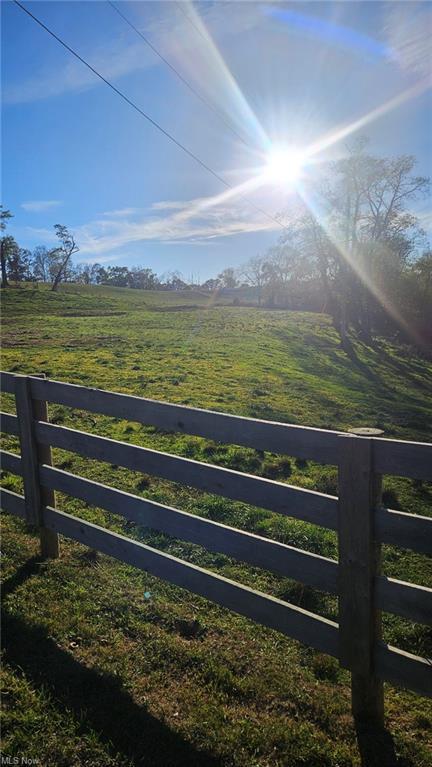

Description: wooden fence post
[15,374,60,558]
[338,434,384,729]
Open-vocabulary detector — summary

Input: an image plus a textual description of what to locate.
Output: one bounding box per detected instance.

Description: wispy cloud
[384,3,432,77]
[3,35,155,105]
[57,193,277,256]
[102,208,142,218]
[21,200,62,212]
[150,201,191,211]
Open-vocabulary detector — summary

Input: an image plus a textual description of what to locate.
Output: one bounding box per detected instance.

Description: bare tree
[51,224,79,292]
[241,255,267,306]
[32,245,56,282]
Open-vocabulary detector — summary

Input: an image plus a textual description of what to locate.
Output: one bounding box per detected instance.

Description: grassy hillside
[1,283,431,766]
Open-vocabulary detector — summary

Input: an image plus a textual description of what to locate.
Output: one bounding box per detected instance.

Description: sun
[264,147,306,186]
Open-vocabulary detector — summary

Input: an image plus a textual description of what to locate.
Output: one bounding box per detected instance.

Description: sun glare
[264,147,306,186]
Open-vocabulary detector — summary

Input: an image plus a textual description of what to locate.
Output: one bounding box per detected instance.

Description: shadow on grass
[355,722,401,767]
[1,556,44,598]
[2,597,221,767]
[372,341,432,394]
[1,559,414,767]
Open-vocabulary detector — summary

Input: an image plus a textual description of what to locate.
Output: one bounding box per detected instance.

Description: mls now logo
[1,758,39,766]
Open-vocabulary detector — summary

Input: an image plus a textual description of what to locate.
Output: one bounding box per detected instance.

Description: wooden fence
[1,371,431,729]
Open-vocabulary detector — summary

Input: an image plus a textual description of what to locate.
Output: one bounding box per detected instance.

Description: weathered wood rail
[1,371,431,729]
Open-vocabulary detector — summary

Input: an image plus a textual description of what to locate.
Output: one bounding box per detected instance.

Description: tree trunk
[51,253,71,292]
[1,241,8,288]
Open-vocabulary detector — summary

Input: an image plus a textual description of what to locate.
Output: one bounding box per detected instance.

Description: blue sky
[2,0,431,280]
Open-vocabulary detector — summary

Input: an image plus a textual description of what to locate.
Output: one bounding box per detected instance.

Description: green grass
[1,282,431,766]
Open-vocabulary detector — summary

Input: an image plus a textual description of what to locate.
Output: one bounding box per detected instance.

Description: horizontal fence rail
[1,451,431,626]
[37,464,338,593]
[1,412,19,435]
[1,371,431,726]
[34,421,339,529]
[2,446,430,555]
[0,485,430,697]
[1,371,431,479]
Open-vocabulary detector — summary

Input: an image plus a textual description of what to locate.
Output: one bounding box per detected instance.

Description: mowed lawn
[1,283,432,767]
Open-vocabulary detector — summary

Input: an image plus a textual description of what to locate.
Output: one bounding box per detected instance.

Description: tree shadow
[340,337,387,388]
[372,341,432,394]
[2,573,222,767]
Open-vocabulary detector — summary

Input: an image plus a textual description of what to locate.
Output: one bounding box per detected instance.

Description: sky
[2,0,431,280]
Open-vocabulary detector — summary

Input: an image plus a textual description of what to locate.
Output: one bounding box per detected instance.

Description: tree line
[0,210,245,293]
[1,139,431,347]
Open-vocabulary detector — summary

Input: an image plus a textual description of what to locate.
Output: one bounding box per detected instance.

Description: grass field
[1,283,432,766]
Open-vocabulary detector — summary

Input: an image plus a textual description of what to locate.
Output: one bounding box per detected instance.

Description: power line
[108,0,252,150]
[13,0,286,232]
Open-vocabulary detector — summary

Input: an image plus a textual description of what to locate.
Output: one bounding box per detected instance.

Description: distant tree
[32,245,58,283]
[1,207,14,287]
[240,255,267,306]
[96,265,130,287]
[201,277,221,292]
[217,267,238,289]
[51,224,79,291]
[8,247,33,282]
[1,236,20,286]
[88,263,103,284]
[73,262,102,285]
[161,270,188,290]
[128,266,159,290]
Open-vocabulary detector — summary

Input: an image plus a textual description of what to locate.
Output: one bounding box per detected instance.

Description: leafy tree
[161,270,188,290]
[128,266,159,290]
[1,236,20,286]
[217,267,238,289]
[8,247,33,282]
[202,278,221,292]
[1,207,14,287]
[276,139,429,344]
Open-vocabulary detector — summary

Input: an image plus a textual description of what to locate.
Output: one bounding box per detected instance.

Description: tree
[32,245,58,283]
[202,277,221,292]
[217,268,238,289]
[241,255,267,306]
[74,262,103,285]
[1,207,14,287]
[96,266,130,287]
[276,139,430,344]
[128,266,159,290]
[1,236,20,286]
[51,224,79,291]
[161,271,188,290]
[8,247,33,282]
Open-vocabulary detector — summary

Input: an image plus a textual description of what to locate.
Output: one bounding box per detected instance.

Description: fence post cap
[348,427,384,437]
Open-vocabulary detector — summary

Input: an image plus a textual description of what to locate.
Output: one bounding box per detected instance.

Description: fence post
[15,374,60,558]
[338,434,384,729]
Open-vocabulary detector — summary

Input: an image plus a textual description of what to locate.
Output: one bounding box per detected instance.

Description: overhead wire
[13,0,287,232]
[108,0,253,150]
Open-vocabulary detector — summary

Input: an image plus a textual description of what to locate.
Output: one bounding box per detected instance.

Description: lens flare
[264,148,305,185]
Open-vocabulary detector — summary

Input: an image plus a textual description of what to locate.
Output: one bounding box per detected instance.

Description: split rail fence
[1,371,431,727]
